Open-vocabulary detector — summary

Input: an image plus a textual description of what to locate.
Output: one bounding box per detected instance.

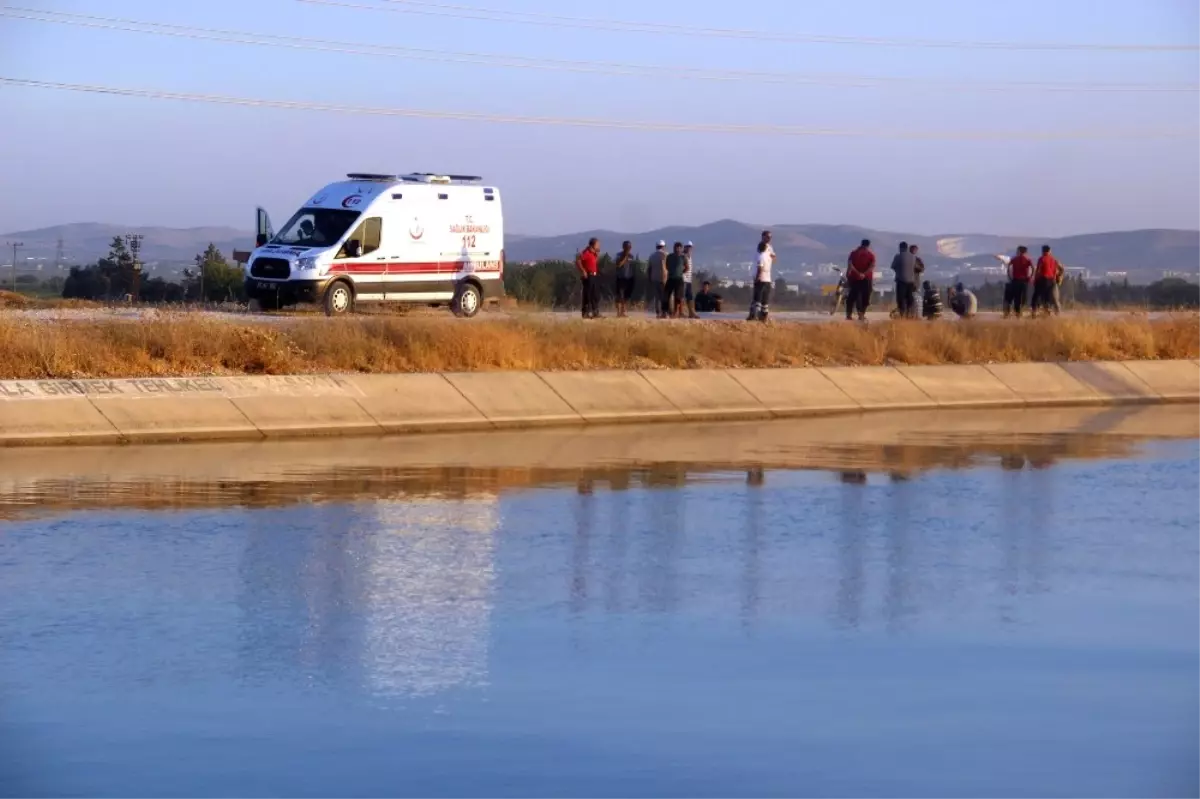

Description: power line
[2,77,1196,139]
[5,7,1194,93]
[298,0,1200,53]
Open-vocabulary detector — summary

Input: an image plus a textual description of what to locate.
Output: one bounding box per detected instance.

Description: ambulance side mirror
[346,240,362,258]
[256,234,268,247]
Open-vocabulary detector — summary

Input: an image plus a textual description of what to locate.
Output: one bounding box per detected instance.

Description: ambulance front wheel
[323,280,354,317]
[452,283,482,318]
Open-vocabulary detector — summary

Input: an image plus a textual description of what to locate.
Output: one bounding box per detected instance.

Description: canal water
[0,413,1196,797]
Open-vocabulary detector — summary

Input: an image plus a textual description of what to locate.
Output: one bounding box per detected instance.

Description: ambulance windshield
[272,208,360,248]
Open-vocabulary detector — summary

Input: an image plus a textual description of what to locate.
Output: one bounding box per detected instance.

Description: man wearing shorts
[614,240,635,318]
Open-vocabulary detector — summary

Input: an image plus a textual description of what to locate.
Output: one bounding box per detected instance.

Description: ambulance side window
[339,217,383,258]
[360,217,382,255]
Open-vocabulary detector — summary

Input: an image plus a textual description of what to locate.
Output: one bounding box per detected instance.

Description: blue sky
[1,0,1197,236]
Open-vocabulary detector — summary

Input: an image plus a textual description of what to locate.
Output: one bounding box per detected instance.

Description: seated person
[948,282,978,319]
[921,280,944,320]
[694,281,723,313]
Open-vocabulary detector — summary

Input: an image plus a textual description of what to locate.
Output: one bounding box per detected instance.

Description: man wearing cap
[681,242,699,318]
[647,241,668,318]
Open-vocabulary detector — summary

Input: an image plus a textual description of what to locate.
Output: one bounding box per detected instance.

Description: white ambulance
[245,173,505,316]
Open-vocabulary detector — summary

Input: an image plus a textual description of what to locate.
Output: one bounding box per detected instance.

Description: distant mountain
[4,220,1195,280]
[0,223,252,265]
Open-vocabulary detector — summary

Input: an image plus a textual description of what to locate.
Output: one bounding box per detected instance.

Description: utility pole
[54,236,66,270]
[6,241,22,292]
[124,233,144,301]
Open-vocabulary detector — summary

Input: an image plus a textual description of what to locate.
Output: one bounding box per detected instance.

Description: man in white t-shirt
[748,240,773,322]
[760,229,776,265]
[681,241,698,318]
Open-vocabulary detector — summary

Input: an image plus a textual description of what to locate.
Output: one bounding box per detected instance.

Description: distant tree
[183,243,245,302]
[1146,278,1199,309]
[62,264,110,300]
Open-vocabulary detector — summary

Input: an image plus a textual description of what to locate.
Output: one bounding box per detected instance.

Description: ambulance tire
[323,280,354,317]
[452,282,482,318]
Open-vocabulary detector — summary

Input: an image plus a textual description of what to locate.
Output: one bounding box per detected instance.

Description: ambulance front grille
[250,257,291,280]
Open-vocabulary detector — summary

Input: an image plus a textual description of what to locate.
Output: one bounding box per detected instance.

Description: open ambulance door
[256,207,274,247]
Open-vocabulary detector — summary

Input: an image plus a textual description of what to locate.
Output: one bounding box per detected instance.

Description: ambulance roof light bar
[399,173,484,185]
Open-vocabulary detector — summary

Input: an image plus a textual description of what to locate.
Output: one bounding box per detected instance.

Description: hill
[3,221,1195,282]
[0,223,251,266]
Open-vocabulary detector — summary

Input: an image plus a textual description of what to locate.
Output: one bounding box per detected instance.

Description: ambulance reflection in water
[237,495,498,699]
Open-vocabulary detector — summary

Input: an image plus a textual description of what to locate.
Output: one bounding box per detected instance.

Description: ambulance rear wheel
[452,283,481,318]
[324,281,354,317]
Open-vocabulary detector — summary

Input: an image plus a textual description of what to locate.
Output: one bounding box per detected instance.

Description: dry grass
[0,313,1195,380]
[0,291,101,311]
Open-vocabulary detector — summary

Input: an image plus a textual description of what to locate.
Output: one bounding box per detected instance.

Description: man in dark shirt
[909,244,925,281]
[613,240,635,318]
[845,238,875,321]
[694,280,722,313]
[890,241,918,319]
[664,242,686,319]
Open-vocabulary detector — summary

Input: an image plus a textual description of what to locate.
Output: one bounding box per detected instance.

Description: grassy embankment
[0,313,1195,380]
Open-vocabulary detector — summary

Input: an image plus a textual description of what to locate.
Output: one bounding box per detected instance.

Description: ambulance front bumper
[244,278,328,305]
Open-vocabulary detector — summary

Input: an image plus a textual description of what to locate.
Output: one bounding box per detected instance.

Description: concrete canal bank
[0,360,1196,447]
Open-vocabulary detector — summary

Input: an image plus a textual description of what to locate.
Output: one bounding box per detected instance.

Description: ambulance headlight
[296,256,319,271]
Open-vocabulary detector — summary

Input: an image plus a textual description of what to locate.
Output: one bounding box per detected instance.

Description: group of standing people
[843,238,1064,321]
[843,239,935,320]
[1002,245,1063,317]
[576,229,1063,322]
[576,238,722,319]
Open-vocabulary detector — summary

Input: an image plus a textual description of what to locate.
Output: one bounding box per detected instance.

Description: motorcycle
[828,267,847,316]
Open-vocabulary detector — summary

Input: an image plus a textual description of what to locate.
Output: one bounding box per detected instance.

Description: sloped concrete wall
[1,360,1195,447]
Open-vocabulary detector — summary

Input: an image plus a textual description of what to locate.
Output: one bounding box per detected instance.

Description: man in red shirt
[845,238,875,321]
[576,237,601,319]
[1004,245,1034,318]
[1032,245,1061,316]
